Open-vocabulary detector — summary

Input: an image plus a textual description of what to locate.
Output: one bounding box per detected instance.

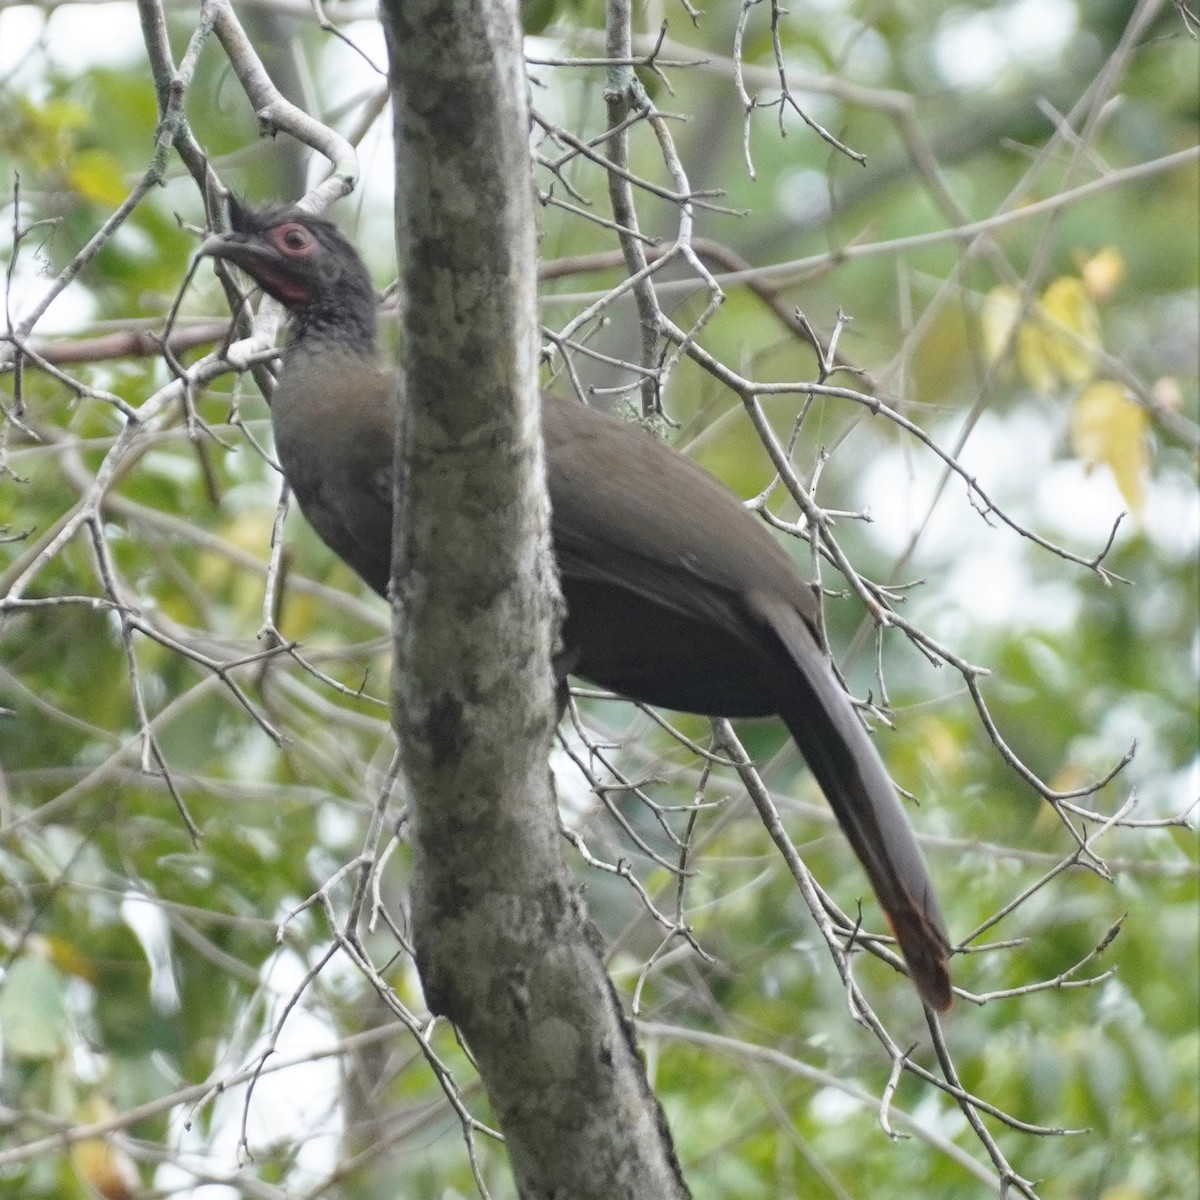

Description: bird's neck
[284,301,378,365]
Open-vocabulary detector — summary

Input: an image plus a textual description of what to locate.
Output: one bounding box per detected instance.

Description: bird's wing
[542,392,816,633]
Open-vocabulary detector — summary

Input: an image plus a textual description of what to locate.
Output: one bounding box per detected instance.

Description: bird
[200,200,953,1011]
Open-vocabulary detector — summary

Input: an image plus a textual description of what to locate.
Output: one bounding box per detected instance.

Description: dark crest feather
[224,195,345,248]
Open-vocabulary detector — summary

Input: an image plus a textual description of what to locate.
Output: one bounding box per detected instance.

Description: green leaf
[0,957,71,1061]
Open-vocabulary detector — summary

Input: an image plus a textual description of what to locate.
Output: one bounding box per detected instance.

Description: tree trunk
[380,1,691,1194]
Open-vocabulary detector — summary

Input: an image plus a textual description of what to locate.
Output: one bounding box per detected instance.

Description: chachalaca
[201,202,953,1011]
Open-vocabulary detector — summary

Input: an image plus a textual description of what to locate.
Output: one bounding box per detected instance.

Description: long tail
[759,599,953,1011]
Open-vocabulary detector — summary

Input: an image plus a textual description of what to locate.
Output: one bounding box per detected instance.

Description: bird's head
[201,199,378,352]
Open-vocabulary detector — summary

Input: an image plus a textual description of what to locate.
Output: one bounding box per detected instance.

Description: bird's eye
[272,224,316,256]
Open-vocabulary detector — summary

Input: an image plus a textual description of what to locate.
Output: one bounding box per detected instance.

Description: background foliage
[0,0,1196,1197]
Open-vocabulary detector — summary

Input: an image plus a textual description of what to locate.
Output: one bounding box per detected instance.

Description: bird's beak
[198,233,230,259]
[199,233,261,270]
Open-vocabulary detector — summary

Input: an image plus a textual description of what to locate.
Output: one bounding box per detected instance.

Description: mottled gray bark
[380,1,690,1195]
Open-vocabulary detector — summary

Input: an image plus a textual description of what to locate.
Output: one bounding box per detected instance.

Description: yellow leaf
[71,1138,138,1200]
[195,510,274,591]
[1081,247,1126,300]
[68,149,128,206]
[44,934,98,983]
[980,285,1022,364]
[979,282,1056,386]
[1040,276,1101,386]
[981,283,1063,393]
[1152,376,1182,412]
[1016,317,1060,394]
[915,715,963,778]
[71,1096,140,1199]
[35,97,91,134]
[980,279,1103,394]
[1070,381,1149,517]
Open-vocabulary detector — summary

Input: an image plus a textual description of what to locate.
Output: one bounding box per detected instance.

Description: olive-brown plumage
[201,202,953,1010]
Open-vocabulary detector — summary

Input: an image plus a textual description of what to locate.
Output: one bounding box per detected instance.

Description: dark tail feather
[761,601,953,1011]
